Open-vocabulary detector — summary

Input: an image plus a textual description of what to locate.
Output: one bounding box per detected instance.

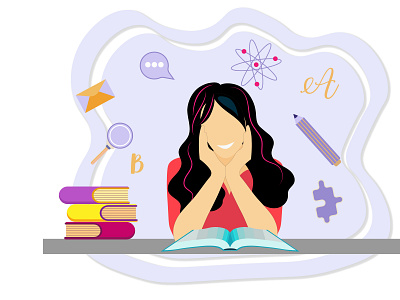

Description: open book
[162,227,297,252]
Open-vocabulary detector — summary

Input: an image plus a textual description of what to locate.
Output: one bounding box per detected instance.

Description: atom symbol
[231,39,282,90]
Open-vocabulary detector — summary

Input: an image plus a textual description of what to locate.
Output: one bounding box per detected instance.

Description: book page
[163,227,230,251]
[230,227,266,243]
[231,227,297,251]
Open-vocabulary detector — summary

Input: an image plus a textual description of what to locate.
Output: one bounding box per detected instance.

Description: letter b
[131,154,144,174]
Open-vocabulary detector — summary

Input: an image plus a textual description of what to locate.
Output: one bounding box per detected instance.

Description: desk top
[43,239,400,254]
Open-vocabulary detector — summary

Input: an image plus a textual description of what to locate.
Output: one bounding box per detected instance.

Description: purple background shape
[70,8,391,282]
[101,33,365,240]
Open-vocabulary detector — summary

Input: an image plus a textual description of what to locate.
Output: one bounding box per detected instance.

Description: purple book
[59,186,129,204]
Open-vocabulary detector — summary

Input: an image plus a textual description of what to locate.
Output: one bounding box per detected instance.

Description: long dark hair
[168,82,295,212]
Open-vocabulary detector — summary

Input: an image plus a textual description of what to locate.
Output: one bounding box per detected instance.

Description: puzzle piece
[313,180,342,223]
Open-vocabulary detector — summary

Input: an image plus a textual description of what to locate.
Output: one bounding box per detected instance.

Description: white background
[1,0,399,298]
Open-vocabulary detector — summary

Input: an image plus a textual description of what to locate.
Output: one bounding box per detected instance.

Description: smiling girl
[167,82,295,240]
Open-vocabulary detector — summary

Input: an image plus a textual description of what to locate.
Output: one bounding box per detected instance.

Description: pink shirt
[167,158,282,233]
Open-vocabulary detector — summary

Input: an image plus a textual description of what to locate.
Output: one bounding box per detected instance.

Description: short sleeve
[166,158,182,235]
[266,206,282,233]
[269,158,283,233]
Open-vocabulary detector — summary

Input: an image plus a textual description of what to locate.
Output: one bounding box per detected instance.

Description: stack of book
[59,186,137,239]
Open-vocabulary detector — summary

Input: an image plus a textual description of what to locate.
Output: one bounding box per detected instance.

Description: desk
[43,239,400,254]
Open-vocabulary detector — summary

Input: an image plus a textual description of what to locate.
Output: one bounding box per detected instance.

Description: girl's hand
[226,125,252,179]
[199,126,225,177]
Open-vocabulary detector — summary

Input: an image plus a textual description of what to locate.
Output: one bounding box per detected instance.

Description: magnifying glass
[91,123,133,165]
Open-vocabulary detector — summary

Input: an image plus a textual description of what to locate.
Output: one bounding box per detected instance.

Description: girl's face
[201,101,246,159]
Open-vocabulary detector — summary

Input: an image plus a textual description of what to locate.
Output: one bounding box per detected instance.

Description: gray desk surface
[43,239,400,254]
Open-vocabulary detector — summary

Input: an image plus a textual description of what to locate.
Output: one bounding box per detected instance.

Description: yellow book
[67,204,137,222]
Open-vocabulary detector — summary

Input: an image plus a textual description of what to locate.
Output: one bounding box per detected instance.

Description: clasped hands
[199,125,252,183]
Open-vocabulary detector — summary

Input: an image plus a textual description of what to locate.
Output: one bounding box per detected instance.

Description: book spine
[67,204,103,221]
[59,186,97,204]
[98,222,135,239]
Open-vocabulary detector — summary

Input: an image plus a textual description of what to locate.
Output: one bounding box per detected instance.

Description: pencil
[293,114,341,166]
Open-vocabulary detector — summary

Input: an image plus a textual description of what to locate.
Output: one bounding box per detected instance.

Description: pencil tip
[293,114,298,118]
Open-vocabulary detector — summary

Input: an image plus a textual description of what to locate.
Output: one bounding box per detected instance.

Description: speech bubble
[140,52,174,80]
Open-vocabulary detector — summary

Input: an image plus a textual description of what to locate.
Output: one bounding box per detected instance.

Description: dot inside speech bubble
[140,52,174,80]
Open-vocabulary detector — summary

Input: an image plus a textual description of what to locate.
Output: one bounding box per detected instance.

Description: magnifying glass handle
[91,145,111,165]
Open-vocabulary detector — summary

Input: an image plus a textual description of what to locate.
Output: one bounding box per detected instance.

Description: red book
[64,222,135,239]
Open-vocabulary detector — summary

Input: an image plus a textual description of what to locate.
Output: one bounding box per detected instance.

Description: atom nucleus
[231,39,282,90]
